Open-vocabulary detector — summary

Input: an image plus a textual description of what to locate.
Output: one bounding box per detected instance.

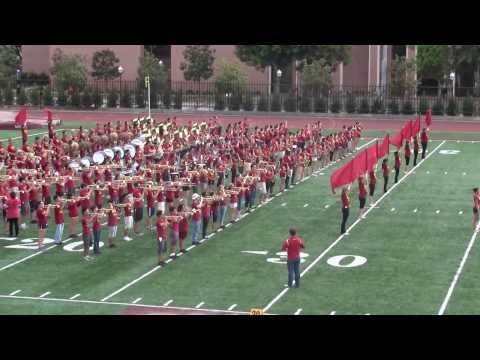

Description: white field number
[327,255,367,268]
[266,252,309,264]
[4,238,55,250]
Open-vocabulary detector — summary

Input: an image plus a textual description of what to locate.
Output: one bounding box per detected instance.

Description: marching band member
[133,187,144,236]
[67,197,80,238]
[36,201,51,249]
[340,186,350,235]
[382,158,389,193]
[394,151,401,184]
[404,140,411,167]
[191,193,203,245]
[92,208,105,255]
[155,210,168,266]
[81,208,93,260]
[106,200,118,248]
[53,195,65,245]
[358,176,367,218]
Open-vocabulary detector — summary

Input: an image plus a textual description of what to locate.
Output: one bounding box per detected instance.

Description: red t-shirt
[36,208,48,226]
[107,209,119,226]
[80,188,90,210]
[6,198,21,219]
[54,206,64,224]
[67,200,79,218]
[124,204,133,217]
[341,191,350,209]
[394,156,401,169]
[368,171,376,185]
[281,236,305,261]
[201,203,210,219]
[147,191,155,208]
[81,216,91,236]
[359,182,367,199]
[382,163,389,177]
[179,216,189,233]
[192,202,201,221]
[156,218,167,238]
[92,215,101,231]
[133,196,144,209]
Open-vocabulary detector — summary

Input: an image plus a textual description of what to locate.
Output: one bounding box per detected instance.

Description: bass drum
[113,146,124,159]
[103,148,114,160]
[124,144,136,158]
[80,157,92,168]
[93,151,105,165]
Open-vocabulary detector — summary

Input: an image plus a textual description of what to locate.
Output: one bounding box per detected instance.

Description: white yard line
[164,299,173,306]
[9,290,21,296]
[39,291,51,298]
[69,294,81,300]
[263,141,446,313]
[0,294,252,314]
[195,301,205,309]
[294,308,303,315]
[459,211,463,215]
[436,210,440,214]
[186,245,195,251]
[438,224,480,315]
[100,266,161,302]
[413,208,418,213]
[303,204,309,208]
[228,304,237,311]
[132,297,142,304]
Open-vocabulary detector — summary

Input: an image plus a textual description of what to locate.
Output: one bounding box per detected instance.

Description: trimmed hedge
[371,97,384,114]
[432,98,444,115]
[359,98,370,114]
[401,100,414,115]
[314,97,327,113]
[57,91,67,106]
[389,99,399,114]
[214,95,226,111]
[17,88,27,105]
[330,97,341,113]
[107,90,118,108]
[135,91,145,108]
[299,97,312,112]
[82,89,92,108]
[271,95,281,112]
[243,94,254,111]
[257,95,269,111]
[173,90,183,110]
[4,87,14,105]
[29,87,41,106]
[162,91,171,109]
[229,93,241,111]
[418,97,429,114]
[283,94,297,112]
[345,96,356,113]
[446,97,457,116]
[120,89,132,108]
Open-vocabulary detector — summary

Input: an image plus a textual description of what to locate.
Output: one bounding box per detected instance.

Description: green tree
[235,45,350,94]
[0,45,20,87]
[50,49,88,93]
[455,45,480,95]
[214,59,247,95]
[416,45,449,94]
[300,59,333,97]
[91,49,120,80]
[137,51,168,92]
[389,57,417,97]
[180,45,215,82]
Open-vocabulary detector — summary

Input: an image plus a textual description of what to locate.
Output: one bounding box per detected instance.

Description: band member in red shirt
[404,140,411,167]
[156,210,168,266]
[36,201,51,249]
[413,136,420,166]
[473,188,480,231]
[106,201,118,248]
[394,151,401,183]
[177,203,189,253]
[382,158,389,193]
[281,228,305,288]
[67,197,80,238]
[53,195,65,245]
[81,208,93,260]
[368,168,377,197]
[358,176,367,217]
[133,188,144,236]
[340,186,350,235]
[421,128,429,160]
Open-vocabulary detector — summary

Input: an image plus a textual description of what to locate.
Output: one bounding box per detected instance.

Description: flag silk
[352,149,368,179]
[330,160,354,193]
[366,143,378,171]
[425,108,432,127]
[413,116,421,136]
[401,120,413,140]
[46,109,53,122]
[14,107,27,126]
[378,134,390,158]
[390,131,403,149]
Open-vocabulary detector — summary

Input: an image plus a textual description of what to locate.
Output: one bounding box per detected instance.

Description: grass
[0,125,479,314]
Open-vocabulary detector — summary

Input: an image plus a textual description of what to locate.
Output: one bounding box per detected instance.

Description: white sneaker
[138,233,144,237]
[123,236,130,241]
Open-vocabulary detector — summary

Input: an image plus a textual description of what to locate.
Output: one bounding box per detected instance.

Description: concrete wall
[171,45,269,84]
[22,45,144,81]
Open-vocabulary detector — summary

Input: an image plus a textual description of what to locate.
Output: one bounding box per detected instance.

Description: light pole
[276,69,282,95]
[118,66,124,107]
[449,71,456,98]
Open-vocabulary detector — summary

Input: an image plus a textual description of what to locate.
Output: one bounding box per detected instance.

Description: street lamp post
[449,71,456,98]
[276,69,282,95]
[118,66,124,107]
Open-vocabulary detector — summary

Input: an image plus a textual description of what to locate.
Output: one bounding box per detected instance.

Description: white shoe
[123,236,130,241]
[138,233,144,237]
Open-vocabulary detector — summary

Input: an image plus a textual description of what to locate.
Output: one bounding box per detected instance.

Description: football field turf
[1,128,480,314]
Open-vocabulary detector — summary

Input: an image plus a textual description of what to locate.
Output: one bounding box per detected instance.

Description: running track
[25,109,480,132]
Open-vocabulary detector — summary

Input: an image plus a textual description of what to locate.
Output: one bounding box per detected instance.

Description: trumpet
[165,215,183,222]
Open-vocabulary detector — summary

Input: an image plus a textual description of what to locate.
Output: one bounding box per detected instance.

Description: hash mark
[228,304,237,311]
[69,293,80,300]
[164,299,173,306]
[132,297,142,304]
[195,302,205,309]
[9,290,21,296]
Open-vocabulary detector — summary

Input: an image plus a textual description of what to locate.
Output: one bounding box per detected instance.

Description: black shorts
[30,200,39,212]
[359,197,366,209]
[134,208,143,222]
[212,208,218,223]
[38,223,47,229]
[474,207,478,214]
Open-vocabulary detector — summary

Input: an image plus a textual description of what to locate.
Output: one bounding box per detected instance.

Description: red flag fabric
[46,109,53,122]
[378,134,390,158]
[14,107,27,126]
[425,108,432,127]
[352,149,368,179]
[401,120,413,140]
[413,116,421,136]
[366,143,378,171]
[390,131,404,149]
[330,160,354,193]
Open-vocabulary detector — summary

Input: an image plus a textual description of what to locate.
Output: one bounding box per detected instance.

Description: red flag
[366,142,378,171]
[330,160,354,193]
[413,115,421,136]
[401,120,413,140]
[378,134,390,158]
[425,108,432,127]
[390,131,404,149]
[45,109,53,122]
[352,149,368,179]
[14,107,27,127]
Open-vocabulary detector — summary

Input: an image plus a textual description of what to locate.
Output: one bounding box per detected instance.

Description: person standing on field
[5,191,20,237]
[340,186,350,235]
[358,176,367,218]
[368,168,376,198]
[281,228,305,288]
[394,151,401,183]
[421,128,429,159]
[404,140,411,167]
[413,136,419,166]
[473,188,480,231]
[382,159,389,193]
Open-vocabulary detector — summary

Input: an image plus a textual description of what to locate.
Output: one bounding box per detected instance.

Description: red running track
[53,110,480,133]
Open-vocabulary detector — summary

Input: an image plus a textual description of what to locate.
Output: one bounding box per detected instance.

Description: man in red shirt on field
[421,128,429,160]
[394,151,401,183]
[281,228,305,288]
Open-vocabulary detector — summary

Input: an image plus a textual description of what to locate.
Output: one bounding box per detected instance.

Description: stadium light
[158,60,163,66]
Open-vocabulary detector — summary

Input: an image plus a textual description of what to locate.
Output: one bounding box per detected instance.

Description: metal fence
[2,79,480,115]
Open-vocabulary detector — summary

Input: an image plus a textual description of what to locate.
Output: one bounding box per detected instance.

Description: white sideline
[438,224,480,315]
[0,294,252,314]
[262,141,446,313]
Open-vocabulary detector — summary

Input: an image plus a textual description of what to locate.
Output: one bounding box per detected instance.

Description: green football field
[0,123,480,315]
